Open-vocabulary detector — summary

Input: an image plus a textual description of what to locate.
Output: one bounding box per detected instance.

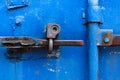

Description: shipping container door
[0,0,88,80]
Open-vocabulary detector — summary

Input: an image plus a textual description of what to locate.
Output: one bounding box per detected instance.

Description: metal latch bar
[0,23,84,57]
[1,37,84,48]
[112,35,120,46]
[40,40,84,46]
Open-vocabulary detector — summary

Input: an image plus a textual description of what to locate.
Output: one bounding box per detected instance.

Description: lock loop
[48,39,53,54]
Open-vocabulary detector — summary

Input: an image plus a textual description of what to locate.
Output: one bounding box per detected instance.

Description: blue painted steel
[99,0,120,80]
[87,0,100,80]
[0,0,120,80]
[0,0,87,80]
[87,5,101,22]
[88,24,99,80]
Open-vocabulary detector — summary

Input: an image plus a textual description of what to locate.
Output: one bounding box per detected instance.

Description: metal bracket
[47,24,60,39]
[97,29,113,46]
[97,29,120,46]
[47,24,60,54]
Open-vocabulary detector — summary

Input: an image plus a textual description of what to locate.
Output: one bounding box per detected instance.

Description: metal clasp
[1,23,84,58]
[46,24,60,54]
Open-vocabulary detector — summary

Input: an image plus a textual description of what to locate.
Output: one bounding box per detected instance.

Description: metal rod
[88,23,99,80]
[41,40,84,46]
[1,39,84,48]
[112,35,120,46]
[87,0,99,80]
[48,39,53,53]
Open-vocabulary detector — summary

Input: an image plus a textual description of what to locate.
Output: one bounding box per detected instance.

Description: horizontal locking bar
[98,34,120,46]
[0,37,84,48]
[41,40,84,46]
[112,35,120,46]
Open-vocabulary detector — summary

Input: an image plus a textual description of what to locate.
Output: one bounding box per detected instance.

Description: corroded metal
[2,37,35,46]
[0,23,84,57]
[1,37,84,48]
[41,40,84,46]
[47,24,60,39]
[47,24,60,53]
[102,31,113,46]
[112,35,120,46]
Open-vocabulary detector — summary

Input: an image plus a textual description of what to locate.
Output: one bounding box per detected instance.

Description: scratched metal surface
[0,0,88,80]
[99,0,120,80]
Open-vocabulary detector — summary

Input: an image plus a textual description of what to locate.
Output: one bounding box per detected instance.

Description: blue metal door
[0,0,120,80]
[0,0,87,80]
[99,0,120,80]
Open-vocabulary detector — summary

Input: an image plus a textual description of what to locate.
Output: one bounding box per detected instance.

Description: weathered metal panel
[0,0,119,80]
[99,0,120,80]
[0,0,87,80]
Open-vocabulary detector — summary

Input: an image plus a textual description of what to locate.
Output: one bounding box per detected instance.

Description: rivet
[104,37,110,43]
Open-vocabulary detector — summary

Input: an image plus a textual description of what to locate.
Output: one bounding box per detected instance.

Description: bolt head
[104,37,110,43]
